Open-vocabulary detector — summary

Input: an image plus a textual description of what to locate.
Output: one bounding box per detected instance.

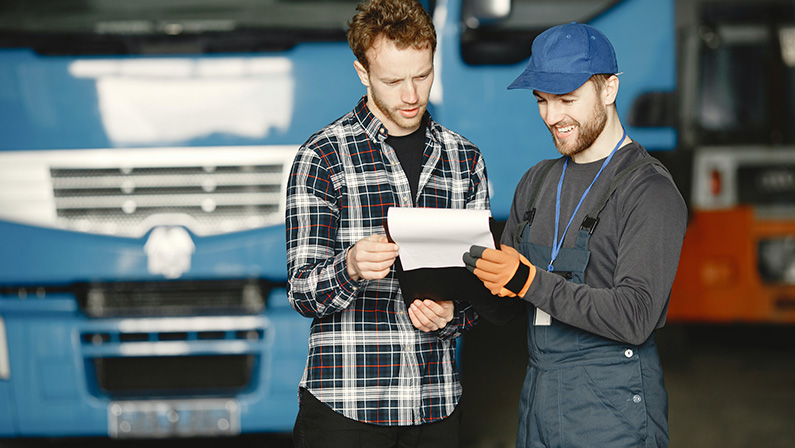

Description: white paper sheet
[386,207,495,271]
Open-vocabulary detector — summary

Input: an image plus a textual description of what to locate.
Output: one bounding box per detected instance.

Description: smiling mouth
[555,124,576,139]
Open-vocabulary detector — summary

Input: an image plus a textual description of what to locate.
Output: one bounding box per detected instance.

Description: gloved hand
[463,245,536,297]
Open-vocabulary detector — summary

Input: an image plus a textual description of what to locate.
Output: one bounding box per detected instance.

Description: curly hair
[347,0,436,71]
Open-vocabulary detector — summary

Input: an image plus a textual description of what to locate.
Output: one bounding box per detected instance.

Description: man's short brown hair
[590,73,611,93]
[347,0,436,71]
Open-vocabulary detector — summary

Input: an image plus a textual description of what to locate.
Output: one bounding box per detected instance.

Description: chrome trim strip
[0,316,9,380]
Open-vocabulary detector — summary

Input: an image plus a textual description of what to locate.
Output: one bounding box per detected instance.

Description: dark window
[460,0,620,65]
[0,0,363,54]
[696,2,795,145]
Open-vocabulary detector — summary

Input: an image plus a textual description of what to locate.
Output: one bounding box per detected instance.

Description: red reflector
[710,169,722,196]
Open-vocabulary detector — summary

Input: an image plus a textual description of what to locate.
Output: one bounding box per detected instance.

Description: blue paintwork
[0,220,289,284]
[0,39,350,439]
[0,44,363,151]
[0,289,310,437]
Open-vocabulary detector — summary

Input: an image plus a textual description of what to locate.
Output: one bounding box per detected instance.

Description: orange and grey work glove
[463,245,536,298]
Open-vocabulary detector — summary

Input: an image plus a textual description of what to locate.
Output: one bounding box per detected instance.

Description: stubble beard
[551,100,608,157]
[371,90,425,134]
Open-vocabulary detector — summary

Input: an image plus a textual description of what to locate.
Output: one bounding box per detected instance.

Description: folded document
[384,207,498,304]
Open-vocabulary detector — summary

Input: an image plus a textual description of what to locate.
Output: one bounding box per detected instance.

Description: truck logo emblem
[144,227,196,279]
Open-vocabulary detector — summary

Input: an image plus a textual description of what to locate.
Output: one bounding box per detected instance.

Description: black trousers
[292,388,462,448]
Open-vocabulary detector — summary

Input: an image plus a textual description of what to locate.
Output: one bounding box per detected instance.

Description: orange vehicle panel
[667,207,795,323]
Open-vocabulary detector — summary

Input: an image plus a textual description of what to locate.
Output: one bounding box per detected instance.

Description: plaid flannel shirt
[286,96,490,426]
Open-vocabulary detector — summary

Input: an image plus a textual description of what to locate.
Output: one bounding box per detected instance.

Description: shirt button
[402,195,409,202]
[624,349,634,358]
[404,345,412,352]
[632,394,642,404]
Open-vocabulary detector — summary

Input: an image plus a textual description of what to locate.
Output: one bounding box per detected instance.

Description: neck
[571,116,630,164]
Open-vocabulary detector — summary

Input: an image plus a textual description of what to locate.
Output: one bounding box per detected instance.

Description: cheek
[424,76,435,94]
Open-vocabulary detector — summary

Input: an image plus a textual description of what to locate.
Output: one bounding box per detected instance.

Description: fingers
[464,245,505,273]
[468,245,487,258]
[408,299,454,332]
[479,247,512,263]
[358,233,399,255]
[462,251,479,272]
[347,234,399,281]
[465,244,526,298]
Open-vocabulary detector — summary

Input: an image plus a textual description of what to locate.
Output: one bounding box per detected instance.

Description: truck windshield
[697,8,795,145]
[0,0,361,54]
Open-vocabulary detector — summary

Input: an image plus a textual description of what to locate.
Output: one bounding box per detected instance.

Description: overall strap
[579,156,668,235]
[513,158,560,246]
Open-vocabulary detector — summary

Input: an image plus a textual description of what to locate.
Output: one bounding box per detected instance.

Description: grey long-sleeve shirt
[501,142,687,346]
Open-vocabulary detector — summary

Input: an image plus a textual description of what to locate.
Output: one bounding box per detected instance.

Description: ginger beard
[370,79,428,134]
[549,98,608,158]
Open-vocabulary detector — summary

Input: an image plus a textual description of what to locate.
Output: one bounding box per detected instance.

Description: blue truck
[0,0,676,440]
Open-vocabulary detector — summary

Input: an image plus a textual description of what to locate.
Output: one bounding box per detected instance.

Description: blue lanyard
[549,130,627,272]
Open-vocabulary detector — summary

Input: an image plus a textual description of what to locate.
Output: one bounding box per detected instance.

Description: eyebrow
[380,63,433,81]
[418,65,433,77]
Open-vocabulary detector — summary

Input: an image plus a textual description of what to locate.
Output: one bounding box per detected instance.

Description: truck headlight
[758,237,795,285]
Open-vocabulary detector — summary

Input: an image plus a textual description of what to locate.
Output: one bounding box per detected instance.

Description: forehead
[366,35,433,69]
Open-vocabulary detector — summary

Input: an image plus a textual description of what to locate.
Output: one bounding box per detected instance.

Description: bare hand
[346,234,399,281]
[408,299,455,332]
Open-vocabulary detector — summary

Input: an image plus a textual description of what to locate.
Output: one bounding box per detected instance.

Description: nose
[401,81,419,104]
[541,101,564,126]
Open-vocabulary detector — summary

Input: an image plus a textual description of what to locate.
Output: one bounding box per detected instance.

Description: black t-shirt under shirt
[386,121,426,203]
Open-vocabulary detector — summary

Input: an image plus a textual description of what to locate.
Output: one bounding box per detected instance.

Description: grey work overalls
[513,157,669,448]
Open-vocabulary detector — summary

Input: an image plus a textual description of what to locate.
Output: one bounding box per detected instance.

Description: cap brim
[507,70,593,95]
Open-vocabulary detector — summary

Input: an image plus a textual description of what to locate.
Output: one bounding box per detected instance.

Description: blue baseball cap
[507,22,618,94]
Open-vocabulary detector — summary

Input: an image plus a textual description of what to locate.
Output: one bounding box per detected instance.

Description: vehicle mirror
[462,0,512,29]
[628,91,677,128]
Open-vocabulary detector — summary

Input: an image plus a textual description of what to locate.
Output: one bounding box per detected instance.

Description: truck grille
[50,164,283,236]
[0,146,297,237]
[80,314,269,397]
[76,279,269,317]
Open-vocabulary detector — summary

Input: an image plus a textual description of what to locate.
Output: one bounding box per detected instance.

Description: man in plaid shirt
[285,0,489,446]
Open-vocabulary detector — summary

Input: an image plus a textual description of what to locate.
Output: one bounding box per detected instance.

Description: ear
[603,74,619,106]
[353,60,370,88]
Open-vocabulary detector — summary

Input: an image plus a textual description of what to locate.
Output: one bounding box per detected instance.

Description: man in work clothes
[464,22,687,447]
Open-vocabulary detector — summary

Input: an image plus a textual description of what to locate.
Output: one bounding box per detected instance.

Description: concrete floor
[459,318,795,448]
